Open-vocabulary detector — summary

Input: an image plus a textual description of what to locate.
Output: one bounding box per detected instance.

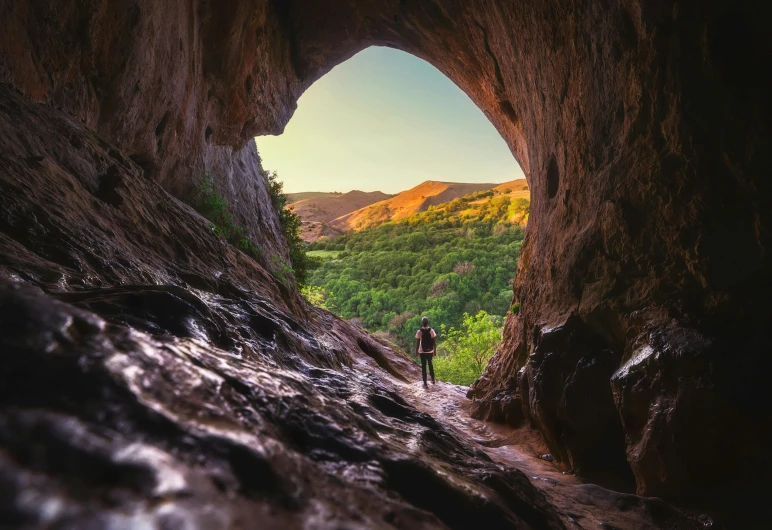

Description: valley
[299,181,531,384]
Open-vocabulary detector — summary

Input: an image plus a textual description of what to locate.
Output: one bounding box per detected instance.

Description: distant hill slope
[298,221,345,243]
[331,181,499,232]
[290,190,392,223]
[289,190,392,242]
[492,179,529,199]
[287,191,341,203]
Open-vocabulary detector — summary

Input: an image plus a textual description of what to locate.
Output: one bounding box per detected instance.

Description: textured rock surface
[0,86,569,529]
[0,278,570,529]
[2,86,700,530]
[1,0,772,525]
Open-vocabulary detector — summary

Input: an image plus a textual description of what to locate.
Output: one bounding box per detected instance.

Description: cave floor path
[396,380,695,530]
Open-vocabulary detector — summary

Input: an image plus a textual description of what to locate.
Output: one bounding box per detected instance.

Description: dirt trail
[398,381,709,530]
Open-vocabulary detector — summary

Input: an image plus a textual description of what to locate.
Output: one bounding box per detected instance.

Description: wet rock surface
[518,317,634,489]
[0,85,569,529]
[610,319,772,511]
[0,279,564,529]
[0,80,709,530]
[415,385,707,530]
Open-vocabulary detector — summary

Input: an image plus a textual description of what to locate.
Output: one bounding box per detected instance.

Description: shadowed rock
[2,0,772,526]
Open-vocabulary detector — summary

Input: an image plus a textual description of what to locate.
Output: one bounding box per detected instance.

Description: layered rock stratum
[1,0,771,527]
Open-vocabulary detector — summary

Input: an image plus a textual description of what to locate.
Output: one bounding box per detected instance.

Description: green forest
[304,190,529,383]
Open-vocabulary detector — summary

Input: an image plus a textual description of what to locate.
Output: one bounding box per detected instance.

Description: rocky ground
[0,82,710,530]
[2,0,772,526]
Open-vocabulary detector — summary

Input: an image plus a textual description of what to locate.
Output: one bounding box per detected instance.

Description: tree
[304,189,528,353]
[433,311,502,386]
[407,232,428,251]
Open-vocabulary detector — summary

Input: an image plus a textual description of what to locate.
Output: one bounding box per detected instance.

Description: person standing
[415,316,437,387]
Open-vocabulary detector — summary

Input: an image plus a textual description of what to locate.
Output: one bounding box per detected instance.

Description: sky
[255,46,524,194]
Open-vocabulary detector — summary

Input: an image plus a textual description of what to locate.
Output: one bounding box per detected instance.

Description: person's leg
[420,354,428,385]
[427,355,435,383]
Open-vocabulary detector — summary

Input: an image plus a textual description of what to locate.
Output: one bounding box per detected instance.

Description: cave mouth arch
[256,46,527,196]
[1,0,768,521]
[259,46,533,390]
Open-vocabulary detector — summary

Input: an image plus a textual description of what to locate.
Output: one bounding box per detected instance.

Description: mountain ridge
[331,180,504,232]
[289,189,393,242]
[289,179,529,242]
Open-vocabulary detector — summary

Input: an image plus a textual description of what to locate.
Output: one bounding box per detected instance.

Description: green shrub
[433,311,502,386]
[270,254,295,288]
[266,170,314,287]
[194,171,315,289]
[301,285,330,309]
[195,173,261,258]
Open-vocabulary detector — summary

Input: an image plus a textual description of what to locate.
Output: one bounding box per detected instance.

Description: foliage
[266,170,317,287]
[306,190,529,354]
[510,302,521,315]
[195,171,315,288]
[195,173,261,259]
[301,285,330,309]
[270,253,295,288]
[433,311,503,386]
[307,250,342,259]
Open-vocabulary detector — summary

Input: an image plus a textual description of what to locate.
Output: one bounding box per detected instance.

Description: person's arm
[415,332,421,356]
[432,330,437,355]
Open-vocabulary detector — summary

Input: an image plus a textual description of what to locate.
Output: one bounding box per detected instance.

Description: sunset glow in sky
[256,47,524,194]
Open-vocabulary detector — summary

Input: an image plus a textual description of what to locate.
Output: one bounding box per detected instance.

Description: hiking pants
[420,353,435,384]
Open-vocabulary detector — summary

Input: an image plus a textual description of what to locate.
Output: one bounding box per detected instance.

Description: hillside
[305,186,531,355]
[330,181,499,232]
[287,191,341,203]
[298,220,346,243]
[289,190,392,242]
[493,178,530,198]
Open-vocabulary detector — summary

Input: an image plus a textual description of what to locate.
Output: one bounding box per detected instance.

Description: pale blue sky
[256,47,524,194]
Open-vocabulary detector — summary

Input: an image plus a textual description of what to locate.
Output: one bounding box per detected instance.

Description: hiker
[415,316,436,386]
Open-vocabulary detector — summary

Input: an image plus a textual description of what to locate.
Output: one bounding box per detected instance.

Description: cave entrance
[256,46,529,388]
[257,46,525,194]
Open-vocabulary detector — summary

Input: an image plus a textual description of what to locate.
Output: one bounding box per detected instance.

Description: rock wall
[0,0,297,264]
[0,82,573,530]
[2,0,772,521]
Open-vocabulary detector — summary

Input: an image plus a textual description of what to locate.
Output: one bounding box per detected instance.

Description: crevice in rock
[95,166,124,207]
[498,100,519,126]
[473,19,506,92]
[128,153,155,180]
[155,111,171,137]
[547,154,559,199]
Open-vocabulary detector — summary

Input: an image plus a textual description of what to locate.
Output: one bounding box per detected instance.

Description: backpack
[419,328,434,352]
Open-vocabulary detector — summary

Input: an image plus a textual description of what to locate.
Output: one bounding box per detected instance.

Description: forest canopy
[304,190,529,378]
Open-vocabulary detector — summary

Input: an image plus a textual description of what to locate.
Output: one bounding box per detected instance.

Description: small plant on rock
[266,170,318,287]
[195,172,260,259]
